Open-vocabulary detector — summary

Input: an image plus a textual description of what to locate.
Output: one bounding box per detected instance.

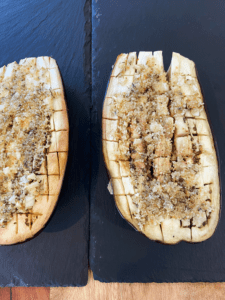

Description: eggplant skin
[102,51,220,244]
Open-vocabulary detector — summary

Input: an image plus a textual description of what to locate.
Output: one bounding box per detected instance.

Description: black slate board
[0,0,90,286]
[90,0,225,282]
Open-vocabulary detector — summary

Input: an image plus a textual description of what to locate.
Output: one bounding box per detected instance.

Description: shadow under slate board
[90,0,225,282]
[0,0,90,286]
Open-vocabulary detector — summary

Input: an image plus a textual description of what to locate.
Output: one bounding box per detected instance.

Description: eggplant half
[102,51,220,244]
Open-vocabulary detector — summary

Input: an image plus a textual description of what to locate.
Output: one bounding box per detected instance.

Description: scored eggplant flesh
[102,51,220,244]
[0,57,69,245]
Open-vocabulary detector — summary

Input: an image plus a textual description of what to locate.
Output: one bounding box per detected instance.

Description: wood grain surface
[0,288,10,300]
[11,287,50,300]
[0,272,224,299]
[49,270,225,300]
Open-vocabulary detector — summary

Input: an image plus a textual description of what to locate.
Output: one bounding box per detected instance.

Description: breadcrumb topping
[0,62,53,226]
[111,57,212,229]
